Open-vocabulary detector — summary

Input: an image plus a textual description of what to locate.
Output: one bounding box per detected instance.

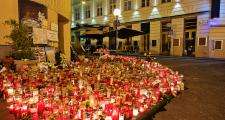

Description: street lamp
[113,8,121,50]
[82,1,86,4]
[113,8,121,17]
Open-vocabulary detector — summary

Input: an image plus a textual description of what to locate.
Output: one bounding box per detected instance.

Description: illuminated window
[124,0,132,11]
[110,0,117,14]
[161,0,171,3]
[141,0,150,7]
[75,8,80,20]
[85,6,91,18]
[97,3,103,16]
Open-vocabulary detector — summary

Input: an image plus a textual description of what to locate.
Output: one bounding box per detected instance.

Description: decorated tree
[5,19,34,60]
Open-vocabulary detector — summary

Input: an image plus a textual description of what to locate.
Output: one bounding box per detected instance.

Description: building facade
[73,0,225,58]
[0,0,72,61]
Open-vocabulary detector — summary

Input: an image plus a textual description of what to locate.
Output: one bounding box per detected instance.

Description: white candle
[105,116,112,120]
[133,108,139,116]
[119,114,124,120]
[7,88,14,95]
[75,110,81,119]
[97,74,101,81]
[7,97,14,103]
[21,105,28,111]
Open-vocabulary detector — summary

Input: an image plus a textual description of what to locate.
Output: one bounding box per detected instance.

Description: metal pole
[115,16,118,51]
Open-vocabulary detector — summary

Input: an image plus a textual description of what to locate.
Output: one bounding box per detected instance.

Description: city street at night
[155,57,225,120]
[1,0,225,120]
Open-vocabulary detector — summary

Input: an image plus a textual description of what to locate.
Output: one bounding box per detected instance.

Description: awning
[105,28,144,39]
[80,28,104,39]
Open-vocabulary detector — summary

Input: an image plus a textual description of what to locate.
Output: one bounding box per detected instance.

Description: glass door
[162,33,171,55]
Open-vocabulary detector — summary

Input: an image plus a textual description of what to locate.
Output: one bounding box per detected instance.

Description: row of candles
[0,54,184,120]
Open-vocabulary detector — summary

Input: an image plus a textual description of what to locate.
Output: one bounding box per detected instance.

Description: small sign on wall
[51,23,58,32]
[47,30,58,42]
[33,28,47,44]
[198,37,207,46]
[173,39,180,46]
[42,20,48,29]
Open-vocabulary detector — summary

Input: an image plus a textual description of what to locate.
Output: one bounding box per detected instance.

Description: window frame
[124,0,132,11]
[214,40,223,50]
[198,37,208,46]
[141,0,150,8]
[85,6,91,19]
[161,0,172,4]
[109,0,117,14]
[97,3,103,16]
[74,8,80,20]
[152,40,157,47]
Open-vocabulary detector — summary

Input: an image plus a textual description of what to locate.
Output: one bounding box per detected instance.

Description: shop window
[118,41,123,50]
[124,0,132,11]
[152,40,157,47]
[198,37,207,46]
[185,32,189,39]
[214,40,223,50]
[141,0,150,7]
[191,31,196,39]
[161,0,171,4]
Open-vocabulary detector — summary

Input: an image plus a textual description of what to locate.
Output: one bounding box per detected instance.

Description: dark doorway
[133,41,139,52]
[161,21,172,55]
[109,27,117,50]
[58,14,69,53]
[184,18,197,56]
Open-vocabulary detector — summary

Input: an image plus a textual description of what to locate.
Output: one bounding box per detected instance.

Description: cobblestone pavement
[154,57,225,120]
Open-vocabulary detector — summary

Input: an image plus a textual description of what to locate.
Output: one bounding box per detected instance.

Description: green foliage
[5,19,34,60]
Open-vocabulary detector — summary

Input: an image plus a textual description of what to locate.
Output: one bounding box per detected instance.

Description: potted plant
[5,19,36,71]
